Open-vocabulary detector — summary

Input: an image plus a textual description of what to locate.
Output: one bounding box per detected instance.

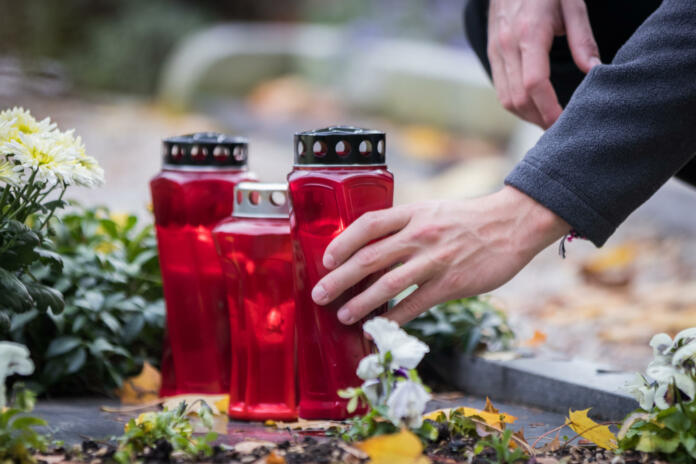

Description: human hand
[311,186,570,326]
[487,0,601,128]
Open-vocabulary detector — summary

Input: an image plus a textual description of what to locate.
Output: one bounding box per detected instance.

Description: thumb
[561,0,601,73]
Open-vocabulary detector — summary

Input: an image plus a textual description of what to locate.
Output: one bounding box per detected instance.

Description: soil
[35,436,673,464]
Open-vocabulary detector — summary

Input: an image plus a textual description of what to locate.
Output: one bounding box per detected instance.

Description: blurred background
[2,0,696,372]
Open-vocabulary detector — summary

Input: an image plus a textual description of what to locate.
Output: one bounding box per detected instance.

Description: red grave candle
[213,182,297,420]
[287,127,394,419]
[150,133,256,396]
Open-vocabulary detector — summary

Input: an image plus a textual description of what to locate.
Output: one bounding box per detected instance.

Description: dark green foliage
[9,204,165,395]
[474,429,527,464]
[619,403,696,463]
[404,297,515,356]
[114,401,216,464]
[0,385,48,464]
[0,183,68,327]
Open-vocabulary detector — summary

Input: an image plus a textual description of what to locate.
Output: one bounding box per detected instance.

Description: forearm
[507,0,696,246]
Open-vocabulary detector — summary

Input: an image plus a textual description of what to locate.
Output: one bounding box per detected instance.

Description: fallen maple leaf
[566,409,617,450]
[116,362,161,404]
[423,399,517,428]
[356,429,430,464]
[523,330,547,347]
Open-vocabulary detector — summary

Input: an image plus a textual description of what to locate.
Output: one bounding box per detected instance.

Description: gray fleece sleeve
[505,0,696,246]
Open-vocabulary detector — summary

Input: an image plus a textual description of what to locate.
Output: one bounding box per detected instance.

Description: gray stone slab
[35,398,125,444]
[429,354,638,421]
[30,394,574,446]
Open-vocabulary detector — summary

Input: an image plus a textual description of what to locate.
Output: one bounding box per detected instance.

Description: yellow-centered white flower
[0,106,56,139]
[3,133,79,185]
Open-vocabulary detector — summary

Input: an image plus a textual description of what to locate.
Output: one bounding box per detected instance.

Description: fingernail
[589,56,602,68]
[323,253,336,269]
[337,307,353,324]
[312,284,328,304]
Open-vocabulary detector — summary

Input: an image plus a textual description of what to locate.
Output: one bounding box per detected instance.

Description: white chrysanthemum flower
[3,133,78,185]
[53,131,104,187]
[0,342,34,408]
[357,353,384,380]
[0,107,56,138]
[386,380,431,429]
[0,157,21,186]
[363,317,429,370]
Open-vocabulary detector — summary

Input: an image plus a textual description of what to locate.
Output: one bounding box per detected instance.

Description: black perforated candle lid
[294,126,386,166]
[162,132,248,168]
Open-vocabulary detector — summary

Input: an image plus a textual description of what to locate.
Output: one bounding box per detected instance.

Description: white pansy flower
[673,328,696,348]
[0,342,34,408]
[646,362,677,382]
[673,342,696,369]
[649,333,673,362]
[362,379,380,406]
[357,353,384,380]
[625,374,655,410]
[386,380,431,429]
[654,383,671,410]
[363,317,429,370]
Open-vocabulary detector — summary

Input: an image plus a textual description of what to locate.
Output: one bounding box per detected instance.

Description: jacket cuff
[504,159,615,247]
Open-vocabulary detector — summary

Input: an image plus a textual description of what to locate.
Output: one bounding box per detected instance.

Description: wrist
[498,185,570,253]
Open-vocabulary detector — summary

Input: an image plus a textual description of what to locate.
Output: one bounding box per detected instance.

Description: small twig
[561,421,620,450]
[531,423,566,449]
[100,399,164,413]
[469,418,535,456]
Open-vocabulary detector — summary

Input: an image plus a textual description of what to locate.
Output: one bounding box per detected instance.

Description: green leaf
[64,347,87,374]
[0,267,32,311]
[24,281,65,314]
[636,433,681,454]
[11,416,48,430]
[10,309,39,331]
[45,336,82,358]
[98,219,118,238]
[35,247,63,271]
[100,311,121,333]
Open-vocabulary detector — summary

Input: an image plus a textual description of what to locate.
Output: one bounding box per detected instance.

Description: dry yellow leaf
[400,125,451,161]
[356,429,430,464]
[523,330,548,347]
[423,401,517,428]
[214,395,230,414]
[566,409,617,450]
[116,362,161,404]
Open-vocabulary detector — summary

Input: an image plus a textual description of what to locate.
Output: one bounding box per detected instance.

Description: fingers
[499,41,546,127]
[561,0,601,73]
[322,207,410,270]
[519,39,563,128]
[488,2,560,128]
[335,258,433,325]
[382,280,443,326]
[313,232,413,307]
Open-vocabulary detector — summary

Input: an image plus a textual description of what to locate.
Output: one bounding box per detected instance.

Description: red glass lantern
[213,183,297,420]
[287,127,394,419]
[150,133,256,396]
